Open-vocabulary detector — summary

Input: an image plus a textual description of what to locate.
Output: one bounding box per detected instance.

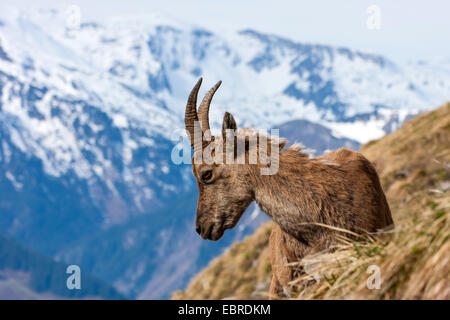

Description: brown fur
[264,147,393,297]
[184,79,394,298]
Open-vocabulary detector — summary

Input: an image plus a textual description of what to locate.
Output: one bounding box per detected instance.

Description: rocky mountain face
[0,8,449,298]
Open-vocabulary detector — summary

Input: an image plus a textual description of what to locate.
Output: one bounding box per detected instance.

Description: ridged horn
[185,78,203,149]
[198,80,222,139]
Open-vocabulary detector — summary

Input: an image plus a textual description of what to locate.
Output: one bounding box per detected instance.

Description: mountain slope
[172,102,450,300]
[0,233,125,299]
[278,119,359,155]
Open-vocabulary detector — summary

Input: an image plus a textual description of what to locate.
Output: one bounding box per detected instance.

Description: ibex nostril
[204,224,213,239]
[195,225,201,234]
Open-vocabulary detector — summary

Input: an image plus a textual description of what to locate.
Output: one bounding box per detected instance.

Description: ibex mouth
[200,223,225,241]
[203,224,214,239]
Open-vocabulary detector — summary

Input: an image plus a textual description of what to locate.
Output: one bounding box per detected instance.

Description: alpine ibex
[184,78,394,298]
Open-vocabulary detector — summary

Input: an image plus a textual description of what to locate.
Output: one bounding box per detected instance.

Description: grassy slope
[172,103,450,300]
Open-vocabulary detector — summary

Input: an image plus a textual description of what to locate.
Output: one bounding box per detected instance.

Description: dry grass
[172,103,450,300]
[290,196,449,299]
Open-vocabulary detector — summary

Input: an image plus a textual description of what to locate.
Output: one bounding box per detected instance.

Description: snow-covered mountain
[0,8,449,298]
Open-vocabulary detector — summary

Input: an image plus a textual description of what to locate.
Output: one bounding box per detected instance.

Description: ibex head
[184,78,255,241]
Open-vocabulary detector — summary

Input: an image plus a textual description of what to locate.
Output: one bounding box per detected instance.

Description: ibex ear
[222,112,237,140]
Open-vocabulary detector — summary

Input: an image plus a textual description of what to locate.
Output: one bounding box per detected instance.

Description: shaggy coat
[184,79,394,298]
[262,147,393,296]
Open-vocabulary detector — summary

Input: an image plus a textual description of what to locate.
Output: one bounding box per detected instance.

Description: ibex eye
[201,170,213,182]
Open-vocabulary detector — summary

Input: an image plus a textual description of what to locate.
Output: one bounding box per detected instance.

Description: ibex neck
[250,155,325,242]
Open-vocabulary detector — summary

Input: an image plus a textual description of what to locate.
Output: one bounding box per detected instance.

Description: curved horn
[198,80,222,139]
[185,78,203,149]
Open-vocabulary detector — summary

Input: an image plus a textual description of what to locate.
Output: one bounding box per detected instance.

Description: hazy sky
[1,0,449,63]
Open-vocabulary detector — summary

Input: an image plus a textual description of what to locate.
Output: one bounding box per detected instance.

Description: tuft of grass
[427,201,439,210]
[288,204,449,300]
[434,209,445,220]
[417,169,427,177]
